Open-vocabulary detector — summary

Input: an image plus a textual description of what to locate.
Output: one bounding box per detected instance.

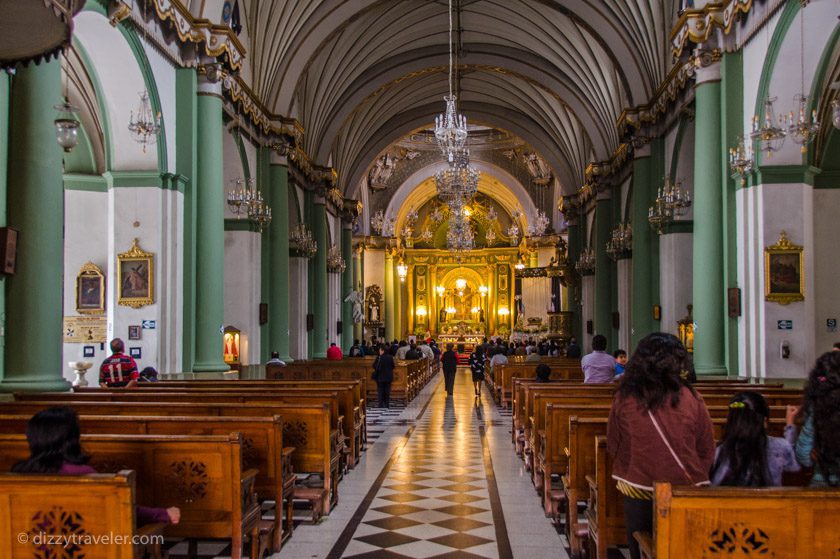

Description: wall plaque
[64,316,108,343]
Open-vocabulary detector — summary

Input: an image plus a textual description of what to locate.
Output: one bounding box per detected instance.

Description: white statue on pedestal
[345,290,365,324]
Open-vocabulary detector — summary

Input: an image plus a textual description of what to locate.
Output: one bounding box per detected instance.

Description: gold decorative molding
[151,0,246,72]
[671,0,754,57]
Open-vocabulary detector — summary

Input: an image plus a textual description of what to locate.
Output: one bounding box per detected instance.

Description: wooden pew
[583,419,793,559]
[0,400,339,514]
[0,470,161,559]
[0,413,293,551]
[0,433,266,559]
[79,381,366,469]
[495,362,583,408]
[636,482,840,559]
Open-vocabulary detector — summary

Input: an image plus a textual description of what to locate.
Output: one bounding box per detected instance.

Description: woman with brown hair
[607,333,715,559]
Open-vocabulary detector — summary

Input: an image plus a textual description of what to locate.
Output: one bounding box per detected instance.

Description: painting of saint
[121,262,149,299]
[768,253,800,294]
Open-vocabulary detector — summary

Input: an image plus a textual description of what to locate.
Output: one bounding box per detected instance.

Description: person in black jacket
[373,344,396,408]
[442,343,458,396]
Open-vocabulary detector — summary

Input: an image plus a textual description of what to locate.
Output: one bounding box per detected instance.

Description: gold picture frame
[76,262,105,314]
[765,231,804,305]
[117,239,154,309]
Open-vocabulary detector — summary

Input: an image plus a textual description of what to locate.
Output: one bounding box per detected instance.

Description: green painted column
[353,245,364,342]
[192,74,228,372]
[384,250,395,341]
[1,61,70,391]
[630,146,654,348]
[311,196,328,358]
[594,193,613,349]
[341,223,354,350]
[693,60,727,375]
[269,159,291,361]
[0,74,9,383]
[176,68,198,373]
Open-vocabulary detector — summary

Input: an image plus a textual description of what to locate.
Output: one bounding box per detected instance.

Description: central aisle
[317,369,568,559]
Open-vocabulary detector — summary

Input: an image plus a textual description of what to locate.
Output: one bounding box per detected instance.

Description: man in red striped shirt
[99,338,139,388]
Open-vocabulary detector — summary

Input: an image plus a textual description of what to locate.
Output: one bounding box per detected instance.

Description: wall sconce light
[455,278,467,290]
[397,259,408,282]
[445,306,457,314]
[497,307,510,316]
[514,259,526,270]
[436,285,446,296]
[470,306,481,314]
[478,285,488,296]
[416,306,427,317]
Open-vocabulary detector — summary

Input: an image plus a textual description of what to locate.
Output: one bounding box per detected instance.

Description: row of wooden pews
[503,374,813,559]
[487,356,584,409]
[1,358,437,559]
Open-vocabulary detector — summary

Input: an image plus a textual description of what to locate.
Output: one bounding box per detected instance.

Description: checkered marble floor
[337,373,510,559]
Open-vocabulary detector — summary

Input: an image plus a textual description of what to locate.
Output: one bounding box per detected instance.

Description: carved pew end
[634,531,654,559]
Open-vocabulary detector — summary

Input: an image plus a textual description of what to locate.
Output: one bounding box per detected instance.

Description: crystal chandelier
[485,227,496,245]
[729,134,754,186]
[575,248,596,275]
[327,245,346,273]
[434,0,468,162]
[648,194,673,235]
[527,210,550,237]
[396,259,408,282]
[507,223,520,246]
[371,210,395,237]
[420,227,433,244]
[647,175,690,234]
[786,5,819,153]
[751,97,786,156]
[226,177,272,231]
[127,3,161,153]
[787,94,819,153]
[435,163,479,203]
[290,224,317,258]
[447,213,474,260]
[606,222,632,261]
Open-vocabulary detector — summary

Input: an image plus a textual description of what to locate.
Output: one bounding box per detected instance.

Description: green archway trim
[670,112,691,181]
[230,126,251,180]
[83,0,168,174]
[810,24,840,170]
[753,1,801,168]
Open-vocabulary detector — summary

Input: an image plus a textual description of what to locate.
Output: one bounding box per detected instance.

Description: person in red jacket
[607,332,714,559]
[326,342,343,360]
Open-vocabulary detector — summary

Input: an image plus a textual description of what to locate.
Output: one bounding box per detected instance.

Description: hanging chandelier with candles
[751,97,787,156]
[647,175,690,235]
[127,2,161,153]
[289,224,317,258]
[606,222,632,261]
[327,245,346,274]
[729,134,754,186]
[575,248,596,275]
[226,177,272,231]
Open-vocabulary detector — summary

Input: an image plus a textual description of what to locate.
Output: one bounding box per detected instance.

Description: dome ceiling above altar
[201,0,680,195]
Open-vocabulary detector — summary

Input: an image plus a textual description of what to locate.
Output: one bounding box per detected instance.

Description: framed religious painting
[76,262,105,314]
[765,231,804,305]
[117,239,154,309]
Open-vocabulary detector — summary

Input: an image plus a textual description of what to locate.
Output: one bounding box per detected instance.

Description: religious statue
[369,302,379,322]
[344,290,365,324]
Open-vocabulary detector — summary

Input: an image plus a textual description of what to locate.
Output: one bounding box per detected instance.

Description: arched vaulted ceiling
[223,0,680,197]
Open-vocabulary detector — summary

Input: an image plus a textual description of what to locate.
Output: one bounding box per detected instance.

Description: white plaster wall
[742,9,782,148]
[289,257,309,360]
[737,185,765,378]
[223,230,261,365]
[675,120,695,222]
[759,183,815,378]
[327,272,341,347]
[62,190,109,383]
[105,187,182,376]
[659,233,693,337]
[74,11,158,171]
[364,248,385,296]
[814,189,840,353]
[142,42,177,174]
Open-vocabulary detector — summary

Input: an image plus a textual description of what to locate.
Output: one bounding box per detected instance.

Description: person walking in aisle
[469,347,485,397]
[442,343,458,396]
[373,344,395,408]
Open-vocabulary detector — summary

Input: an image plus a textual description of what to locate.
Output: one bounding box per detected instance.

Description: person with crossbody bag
[607,333,715,559]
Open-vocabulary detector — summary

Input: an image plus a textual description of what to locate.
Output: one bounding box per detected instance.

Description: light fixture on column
[527,210,550,237]
[786,4,819,153]
[54,100,81,153]
[606,222,632,261]
[396,259,408,282]
[729,134,754,186]
[327,245,346,274]
[514,258,526,271]
[751,97,787,155]
[648,175,690,234]
[290,224,317,258]
[575,248,596,274]
[647,194,672,235]
[436,285,445,297]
